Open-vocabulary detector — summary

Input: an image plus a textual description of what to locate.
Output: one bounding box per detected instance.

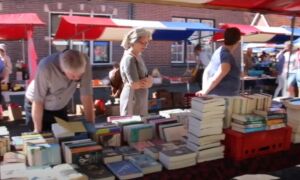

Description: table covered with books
[1,95,300,179]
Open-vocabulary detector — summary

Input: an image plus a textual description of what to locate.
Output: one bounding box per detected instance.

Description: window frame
[171,16,216,65]
[49,12,113,66]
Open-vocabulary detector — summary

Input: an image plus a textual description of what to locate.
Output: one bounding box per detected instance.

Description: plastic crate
[225,126,292,161]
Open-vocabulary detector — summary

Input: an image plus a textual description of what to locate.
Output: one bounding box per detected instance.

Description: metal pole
[22,39,25,62]
[286,16,296,96]
[241,36,245,94]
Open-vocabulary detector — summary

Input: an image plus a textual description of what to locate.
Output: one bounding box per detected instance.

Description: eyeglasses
[137,40,149,46]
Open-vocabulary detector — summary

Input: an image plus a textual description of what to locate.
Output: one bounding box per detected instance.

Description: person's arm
[81,95,95,123]
[1,67,9,84]
[122,56,149,90]
[196,63,231,96]
[140,75,153,89]
[201,64,210,90]
[31,60,49,132]
[79,55,95,123]
[5,56,12,74]
[32,101,44,133]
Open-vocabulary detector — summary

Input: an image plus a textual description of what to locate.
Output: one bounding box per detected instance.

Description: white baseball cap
[0,43,6,51]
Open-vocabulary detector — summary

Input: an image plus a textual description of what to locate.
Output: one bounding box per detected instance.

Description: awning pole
[286,16,296,95]
[22,39,25,62]
[241,36,245,94]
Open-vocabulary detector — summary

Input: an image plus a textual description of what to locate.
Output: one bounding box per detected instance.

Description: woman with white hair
[119,28,153,116]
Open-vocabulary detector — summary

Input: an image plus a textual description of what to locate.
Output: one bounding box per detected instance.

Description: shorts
[288,71,300,88]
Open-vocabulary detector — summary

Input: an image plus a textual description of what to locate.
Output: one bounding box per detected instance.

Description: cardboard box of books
[8,103,22,121]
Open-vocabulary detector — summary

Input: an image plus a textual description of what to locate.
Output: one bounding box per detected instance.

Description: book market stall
[0,13,44,121]
[2,2,300,179]
[212,23,300,94]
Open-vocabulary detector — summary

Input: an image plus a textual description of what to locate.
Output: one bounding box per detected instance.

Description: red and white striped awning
[212,23,299,43]
[54,16,219,41]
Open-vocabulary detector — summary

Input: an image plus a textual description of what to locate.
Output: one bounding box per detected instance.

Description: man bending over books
[196,27,241,97]
[25,49,95,133]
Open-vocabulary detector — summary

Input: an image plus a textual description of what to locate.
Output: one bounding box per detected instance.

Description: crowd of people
[1,26,299,132]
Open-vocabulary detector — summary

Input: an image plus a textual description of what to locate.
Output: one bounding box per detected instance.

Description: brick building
[0,0,297,81]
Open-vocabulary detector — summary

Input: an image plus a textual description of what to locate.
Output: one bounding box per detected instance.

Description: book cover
[71,145,102,166]
[102,147,123,164]
[163,124,186,142]
[116,146,140,158]
[231,126,265,133]
[125,124,153,143]
[77,163,115,180]
[159,146,196,162]
[3,151,26,163]
[96,133,121,147]
[158,122,182,140]
[129,141,154,152]
[127,154,162,174]
[106,160,143,180]
[232,113,265,122]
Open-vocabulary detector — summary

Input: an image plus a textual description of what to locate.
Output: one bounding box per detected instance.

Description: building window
[171,17,215,64]
[50,12,112,65]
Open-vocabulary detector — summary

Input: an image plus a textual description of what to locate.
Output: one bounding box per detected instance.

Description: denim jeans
[24,98,68,132]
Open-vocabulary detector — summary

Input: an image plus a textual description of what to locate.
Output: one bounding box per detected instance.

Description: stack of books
[0,126,10,156]
[26,142,61,166]
[21,132,56,153]
[51,117,88,141]
[159,109,191,129]
[147,117,178,138]
[62,138,102,165]
[254,107,286,130]
[93,122,121,147]
[187,96,226,163]
[223,94,272,128]
[285,98,300,143]
[159,146,197,170]
[143,142,180,160]
[231,114,266,133]
[123,124,153,143]
[158,122,186,142]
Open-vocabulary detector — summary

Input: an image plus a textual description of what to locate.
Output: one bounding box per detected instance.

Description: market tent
[0,13,45,81]
[54,16,219,41]
[0,13,44,40]
[213,23,300,43]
